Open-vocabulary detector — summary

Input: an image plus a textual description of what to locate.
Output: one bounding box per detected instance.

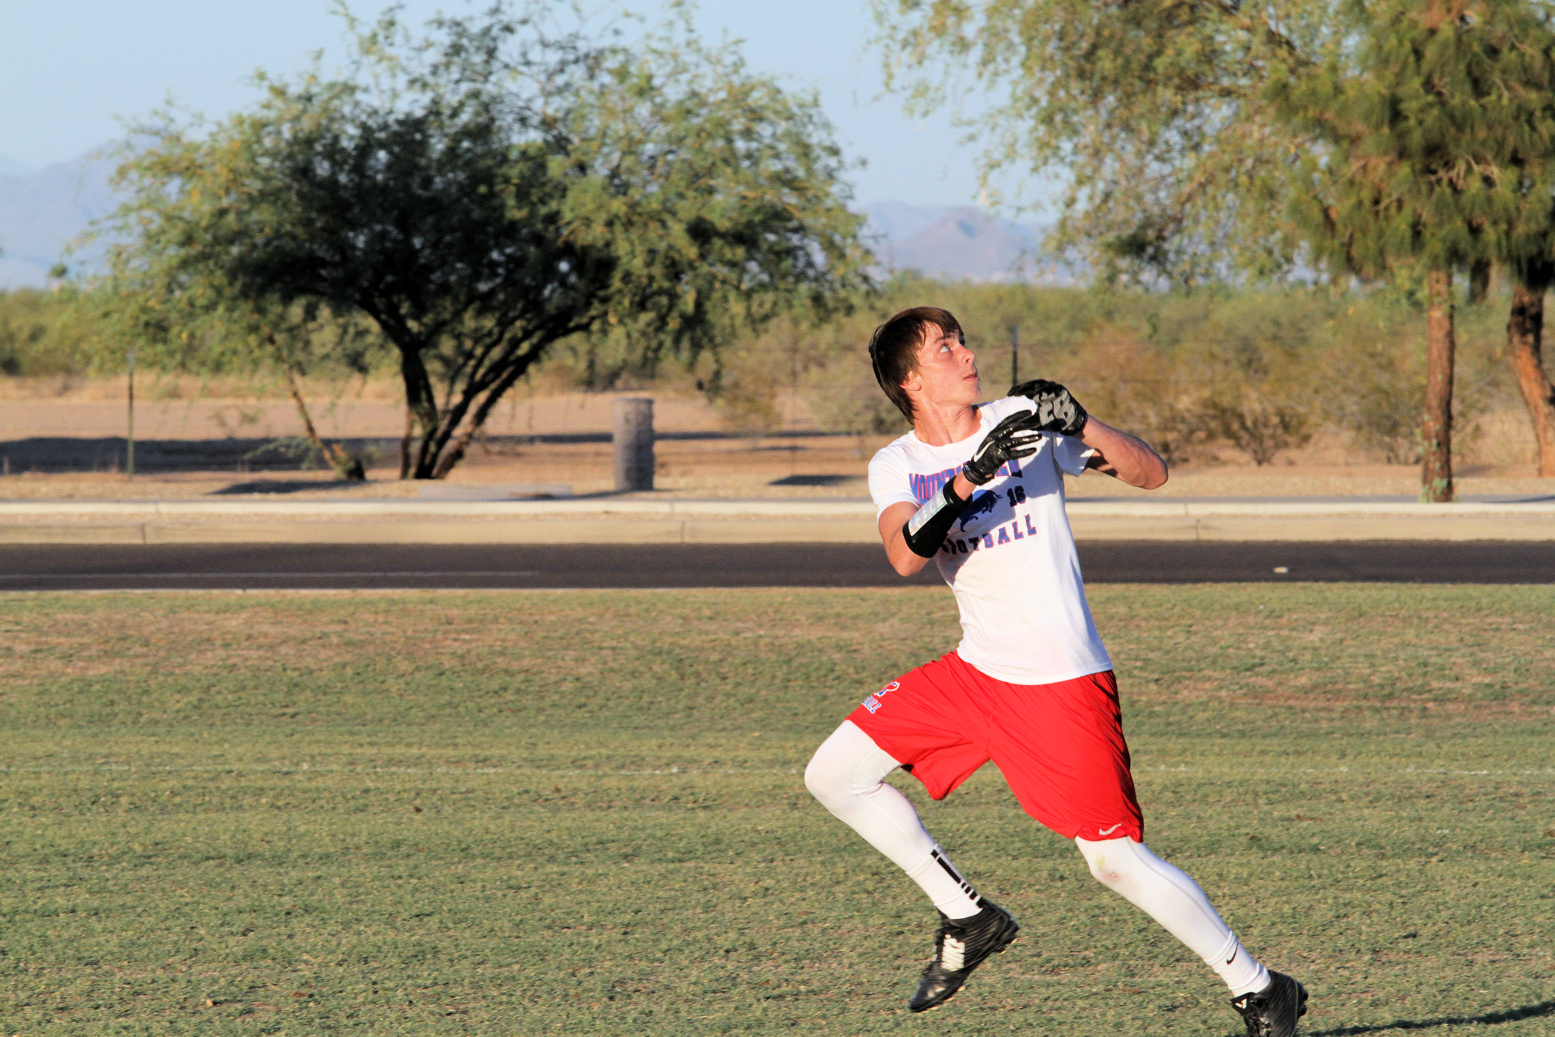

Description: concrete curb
[0,498,1550,544]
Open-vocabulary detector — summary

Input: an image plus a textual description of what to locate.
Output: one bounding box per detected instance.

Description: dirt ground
[1,378,1551,500]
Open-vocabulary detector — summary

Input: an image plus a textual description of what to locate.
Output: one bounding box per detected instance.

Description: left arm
[1080,418,1168,489]
[1007,378,1169,491]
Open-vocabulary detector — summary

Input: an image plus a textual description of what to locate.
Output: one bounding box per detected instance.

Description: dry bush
[1321,335,1425,463]
[1204,391,1314,464]
[1059,327,1216,464]
[709,320,803,435]
[802,348,908,437]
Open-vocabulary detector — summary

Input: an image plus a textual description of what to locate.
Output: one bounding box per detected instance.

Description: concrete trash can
[613,397,654,492]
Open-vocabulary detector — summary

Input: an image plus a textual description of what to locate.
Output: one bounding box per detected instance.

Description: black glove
[900,411,1046,557]
[961,409,1047,485]
[1009,379,1088,436]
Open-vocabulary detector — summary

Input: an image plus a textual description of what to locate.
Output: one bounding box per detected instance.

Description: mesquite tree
[875,0,1555,495]
[101,4,871,478]
[872,0,1328,286]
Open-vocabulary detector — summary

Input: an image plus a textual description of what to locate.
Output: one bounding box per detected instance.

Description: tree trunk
[284,367,363,480]
[396,344,441,479]
[260,320,362,482]
[1468,259,1491,305]
[1507,279,1555,477]
[399,405,414,480]
[1421,268,1455,502]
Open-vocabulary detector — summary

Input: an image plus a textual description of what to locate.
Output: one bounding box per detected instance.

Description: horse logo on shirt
[961,491,999,526]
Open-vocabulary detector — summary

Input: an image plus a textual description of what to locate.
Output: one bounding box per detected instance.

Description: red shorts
[847,652,1143,842]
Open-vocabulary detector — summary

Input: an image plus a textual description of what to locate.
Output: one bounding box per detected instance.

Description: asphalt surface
[0,541,1550,591]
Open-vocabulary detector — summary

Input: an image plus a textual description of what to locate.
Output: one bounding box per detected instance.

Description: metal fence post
[613,397,654,492]
[126,346,136,480]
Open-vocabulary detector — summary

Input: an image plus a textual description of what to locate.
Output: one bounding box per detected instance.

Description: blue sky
[0,0,1044,209]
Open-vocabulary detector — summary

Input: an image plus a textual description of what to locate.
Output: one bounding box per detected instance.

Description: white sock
[805,721,983,919]
[1075,836,1270,996]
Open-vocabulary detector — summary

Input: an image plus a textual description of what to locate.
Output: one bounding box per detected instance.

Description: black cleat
[907,899,1020,1012]
[1231,970,1308,1037]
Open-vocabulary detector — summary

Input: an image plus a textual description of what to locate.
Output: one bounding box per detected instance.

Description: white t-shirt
[868,396,1112,685]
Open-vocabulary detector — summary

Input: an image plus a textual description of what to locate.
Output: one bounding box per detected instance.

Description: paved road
[0,541,1550,590]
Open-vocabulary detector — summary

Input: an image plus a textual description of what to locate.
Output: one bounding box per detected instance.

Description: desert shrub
[1204,391,1314,464]
[1322,334,1426,462]
[1191,293,1322,464]
[803,348,909,436]
[711,348,787,434]
[0,289,97,377]
[1319,292,1509,464]
[1056,327,1216,464]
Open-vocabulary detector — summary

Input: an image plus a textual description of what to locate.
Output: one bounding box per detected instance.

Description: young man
[803,307,1308,1036]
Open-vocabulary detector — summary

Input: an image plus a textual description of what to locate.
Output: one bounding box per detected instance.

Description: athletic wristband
[902,480,971,558]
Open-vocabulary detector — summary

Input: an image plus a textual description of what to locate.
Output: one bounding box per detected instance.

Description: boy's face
[903,325,980,412]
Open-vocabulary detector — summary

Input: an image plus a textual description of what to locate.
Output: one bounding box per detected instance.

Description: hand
[1009,379,1088,436]
[962,410,1046,485]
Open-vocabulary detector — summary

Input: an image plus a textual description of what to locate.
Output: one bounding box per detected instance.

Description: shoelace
[940,934,966,971]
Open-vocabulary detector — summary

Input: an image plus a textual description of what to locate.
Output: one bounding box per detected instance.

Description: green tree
[1506,261,1555,476]
[99,4,870,479]
[1493,7,1555,479]
[872,0,1326,287]
[90,198,381,479]
[875,0,1555,496]
[1271,0,1555,499]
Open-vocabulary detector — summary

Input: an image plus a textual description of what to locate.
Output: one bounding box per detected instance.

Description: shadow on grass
[1311,1000,1555,1035]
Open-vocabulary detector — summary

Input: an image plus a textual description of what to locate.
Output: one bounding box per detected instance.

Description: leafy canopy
[872,0,1334,286]
[99,2,871,478]
[873,0,1555,288]
[1271,0,1555,283]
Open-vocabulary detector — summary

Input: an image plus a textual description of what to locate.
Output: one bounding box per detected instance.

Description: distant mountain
[862,200,1080,285]
[0,155,38,178]
[0,157,1082,291]
[0,150,117,289]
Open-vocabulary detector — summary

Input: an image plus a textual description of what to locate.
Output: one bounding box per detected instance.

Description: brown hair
[868,307,963,422]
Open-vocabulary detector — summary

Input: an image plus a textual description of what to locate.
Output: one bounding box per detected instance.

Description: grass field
[2,585,1552,1035]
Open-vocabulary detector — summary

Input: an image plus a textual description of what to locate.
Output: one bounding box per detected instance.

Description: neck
[912,399,982,446]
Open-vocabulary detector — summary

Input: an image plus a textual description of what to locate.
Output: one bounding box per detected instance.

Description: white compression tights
[804,720,984,919]
[804,720,1270,996]
[1074,834,1269,996]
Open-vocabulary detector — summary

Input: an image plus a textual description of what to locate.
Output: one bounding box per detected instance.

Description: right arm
[875,409,1046,578]
[878,472,979,576]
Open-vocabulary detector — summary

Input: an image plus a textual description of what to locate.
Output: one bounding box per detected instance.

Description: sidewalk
[0,496,1550,544]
